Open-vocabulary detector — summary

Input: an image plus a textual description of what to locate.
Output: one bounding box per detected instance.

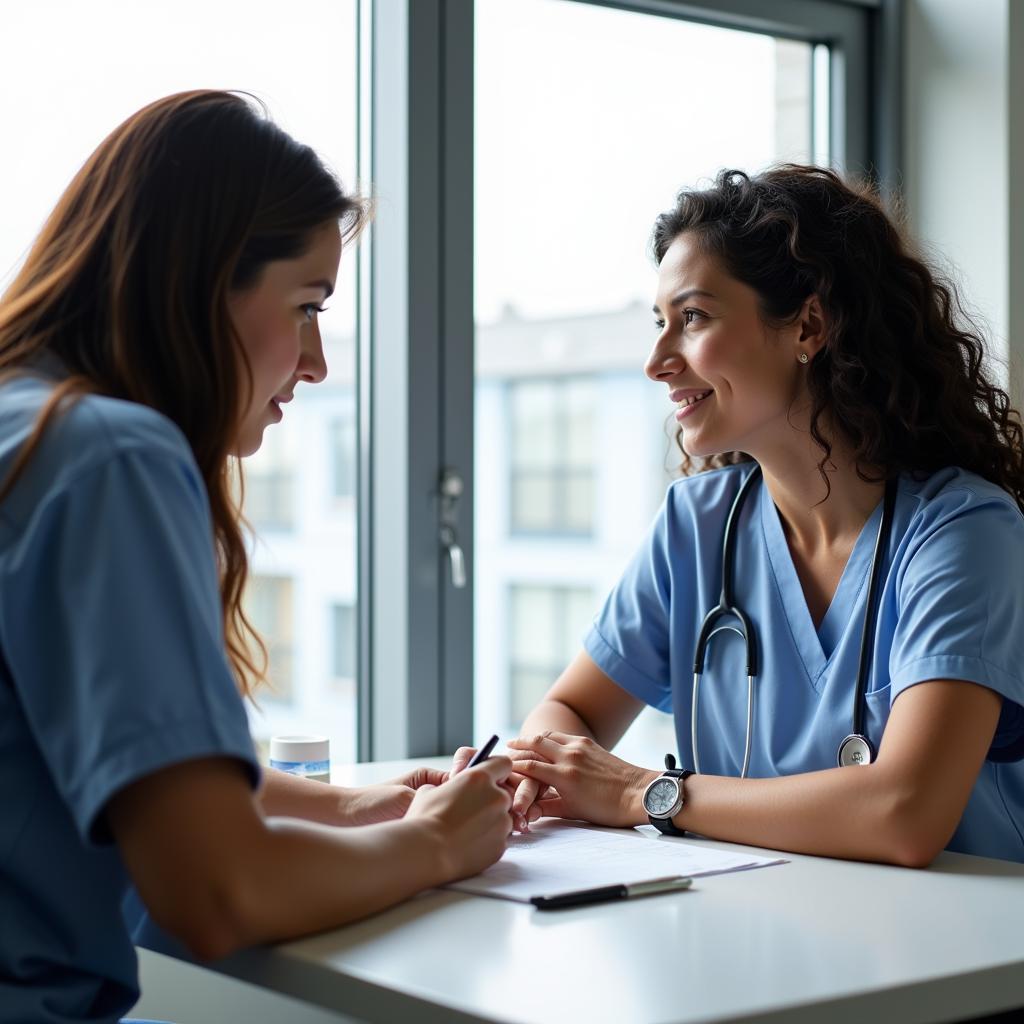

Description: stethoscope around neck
[691,465,897,777]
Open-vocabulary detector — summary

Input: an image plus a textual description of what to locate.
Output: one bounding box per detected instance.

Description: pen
[465,733,499,768]
[530,875,692,910]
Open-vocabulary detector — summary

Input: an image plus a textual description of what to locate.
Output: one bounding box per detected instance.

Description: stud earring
[798,352,809,364]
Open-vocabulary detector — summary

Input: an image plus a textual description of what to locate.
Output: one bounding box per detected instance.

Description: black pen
[465,733,499,768]
[530,875,692,910]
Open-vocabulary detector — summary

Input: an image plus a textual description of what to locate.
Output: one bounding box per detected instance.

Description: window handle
[440,524,467,588]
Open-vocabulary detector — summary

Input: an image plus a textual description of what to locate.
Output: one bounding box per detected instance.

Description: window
[508,584,595,723]
[245,576,295,704]
[245,426,296,532]
[474,0,823,753]
[5,1,890,763]
[332,603,356,685]
[0,0,361,763]
[509,377,596,536]
[329,415,357,501]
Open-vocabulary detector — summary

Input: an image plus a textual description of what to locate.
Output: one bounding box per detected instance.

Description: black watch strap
[648,754,693,836]
[650,814,689,837]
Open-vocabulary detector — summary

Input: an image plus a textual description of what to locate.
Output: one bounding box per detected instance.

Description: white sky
[0,0,359,328]
[0,0,804,327]
[475,0,790,322]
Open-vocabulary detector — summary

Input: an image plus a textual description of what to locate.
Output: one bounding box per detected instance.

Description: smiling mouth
[676,390,712,409]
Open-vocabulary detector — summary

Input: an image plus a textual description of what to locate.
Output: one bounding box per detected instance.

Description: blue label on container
[269,759,330,774]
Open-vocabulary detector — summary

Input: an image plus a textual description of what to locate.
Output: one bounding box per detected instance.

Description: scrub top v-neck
[759,474,888,674]
[584,461,1024,862]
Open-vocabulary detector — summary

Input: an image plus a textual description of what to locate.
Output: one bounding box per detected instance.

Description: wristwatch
[642,754,692,836]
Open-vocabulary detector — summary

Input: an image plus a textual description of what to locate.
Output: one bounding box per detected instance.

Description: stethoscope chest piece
[837,733,874,767]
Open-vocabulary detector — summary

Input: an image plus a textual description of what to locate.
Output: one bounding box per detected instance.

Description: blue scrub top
[0,372,259,1023]
[586,462,1024,862]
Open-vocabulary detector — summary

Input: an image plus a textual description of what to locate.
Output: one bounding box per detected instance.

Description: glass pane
[508,584,594,723]
[332,603,356,686]
[245,427,296,531]
[510,667,557,726]
[511,585,559,662]
[565,587,598,661]
[474,0,818,767]
[511,472,556,533]
[565,379,596,469]
[563,473,594,535]
[1,0,360,764]
[248,576,295,703]
[510,380,558,468]
[329,413,357,501]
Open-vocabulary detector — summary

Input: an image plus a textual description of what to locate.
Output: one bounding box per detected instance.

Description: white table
[209,758,1024,1024]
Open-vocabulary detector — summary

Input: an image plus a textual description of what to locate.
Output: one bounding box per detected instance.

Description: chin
[236,430,264,458]
[681,434,716,460]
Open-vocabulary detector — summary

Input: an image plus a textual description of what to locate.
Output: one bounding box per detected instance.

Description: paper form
[444,819,786,903]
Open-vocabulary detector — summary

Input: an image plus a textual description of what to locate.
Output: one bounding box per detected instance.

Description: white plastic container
[269,735,331,783]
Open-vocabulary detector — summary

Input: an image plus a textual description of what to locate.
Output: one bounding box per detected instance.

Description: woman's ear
[796,294,828,361]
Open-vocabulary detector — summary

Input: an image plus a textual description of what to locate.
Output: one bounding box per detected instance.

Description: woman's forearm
[625,763,939,867]
[113,757,513,962]
[621,679,1000,867]
[519,698,597,741]
[217,817,448,953]
[257,766,348,825]
[510,686,987,867]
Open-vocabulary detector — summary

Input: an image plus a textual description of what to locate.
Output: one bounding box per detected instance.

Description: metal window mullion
[362,0,444,759]
[355,0,374,760]
[439,0,476,754]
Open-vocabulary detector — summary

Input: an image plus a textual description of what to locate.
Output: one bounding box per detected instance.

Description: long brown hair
[0,90,369,696]
[651,165,1024,511]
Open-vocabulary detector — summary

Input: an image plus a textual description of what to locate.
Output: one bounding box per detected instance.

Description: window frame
[359,0,902,759]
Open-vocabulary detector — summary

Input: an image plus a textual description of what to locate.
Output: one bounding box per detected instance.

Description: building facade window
[329,414,357,501]
[509,377,596,536]
[246,575,296,704]
[508,583,595,723]
[244,423,296,532]
[332,602,356,684]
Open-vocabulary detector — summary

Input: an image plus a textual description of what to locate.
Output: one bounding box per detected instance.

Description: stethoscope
[691,465,897,777]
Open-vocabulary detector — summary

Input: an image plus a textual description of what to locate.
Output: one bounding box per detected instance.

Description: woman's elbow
[877,789,953,869]
[148,878,257,962]
[885,835,942,870]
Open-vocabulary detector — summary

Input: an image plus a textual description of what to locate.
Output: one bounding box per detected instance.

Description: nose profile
[299,321,329,384]
[644,328,684,383]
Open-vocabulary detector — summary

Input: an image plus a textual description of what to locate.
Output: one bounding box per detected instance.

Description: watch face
[644,778,679,817]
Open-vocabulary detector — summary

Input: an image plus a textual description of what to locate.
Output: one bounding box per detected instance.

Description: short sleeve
[1,448,259,844]
[585,496,675,711]
[890,493,1024,762]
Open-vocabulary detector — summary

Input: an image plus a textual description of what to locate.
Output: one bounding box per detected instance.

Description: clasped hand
[452,731,655,831]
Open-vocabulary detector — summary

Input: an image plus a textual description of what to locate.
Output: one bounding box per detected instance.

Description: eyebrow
[652,288,716,315]
[305,279,335,299]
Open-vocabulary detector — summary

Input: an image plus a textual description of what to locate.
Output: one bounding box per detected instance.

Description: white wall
[903,0,1024,401]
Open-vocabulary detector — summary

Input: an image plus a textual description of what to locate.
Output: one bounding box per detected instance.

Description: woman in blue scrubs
[502,166,1024,866]
[0,91,513,1024]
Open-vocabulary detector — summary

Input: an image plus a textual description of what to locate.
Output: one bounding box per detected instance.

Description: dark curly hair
[651,165,1024,512]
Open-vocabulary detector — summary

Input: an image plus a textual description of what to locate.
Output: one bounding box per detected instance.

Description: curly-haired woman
[498,166,1024,867]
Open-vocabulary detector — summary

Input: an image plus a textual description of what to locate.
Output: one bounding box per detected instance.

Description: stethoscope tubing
[851,479,898,739]
[691,465,896,777]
